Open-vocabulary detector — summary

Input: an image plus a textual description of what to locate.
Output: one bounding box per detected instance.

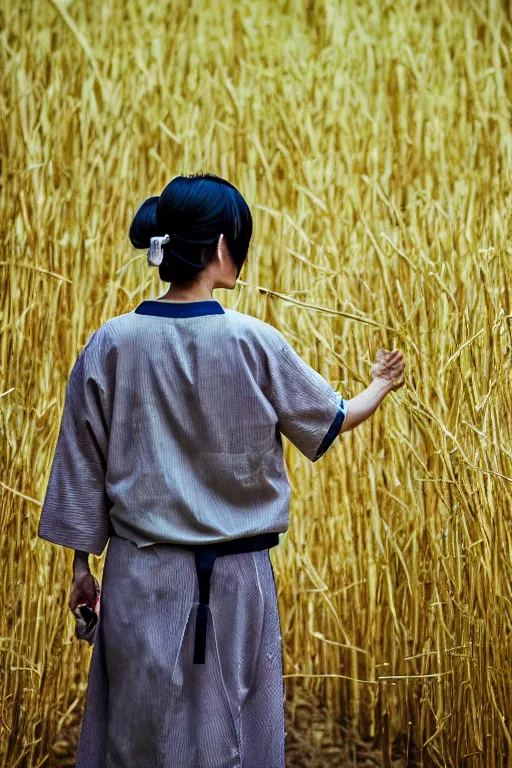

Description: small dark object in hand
[74,603,98,630]
[73,594,100,645]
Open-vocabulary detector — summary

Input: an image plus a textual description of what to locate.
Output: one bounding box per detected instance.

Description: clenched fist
[69,570,101,614]
[371,348,405,391]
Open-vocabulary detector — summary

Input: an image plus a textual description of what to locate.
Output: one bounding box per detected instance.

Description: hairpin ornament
[148,234,170,267]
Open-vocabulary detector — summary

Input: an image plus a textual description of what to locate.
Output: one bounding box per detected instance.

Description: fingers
[386,357,405,373]
[69,583,81,612]
[384,349,404,362]
[371,348,405,386]
[374,348,404,364]
[69,573,99,612]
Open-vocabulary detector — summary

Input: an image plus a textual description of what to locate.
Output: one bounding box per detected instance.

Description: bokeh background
[2,0,512,765]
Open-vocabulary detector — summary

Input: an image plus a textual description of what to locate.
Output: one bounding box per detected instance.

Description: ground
[49,688,387,768]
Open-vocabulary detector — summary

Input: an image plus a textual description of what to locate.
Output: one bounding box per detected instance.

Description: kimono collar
[134,299,225,318]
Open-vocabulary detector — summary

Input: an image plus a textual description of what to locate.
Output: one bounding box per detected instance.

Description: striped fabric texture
[38,298,347,555]
[75,534,286,768]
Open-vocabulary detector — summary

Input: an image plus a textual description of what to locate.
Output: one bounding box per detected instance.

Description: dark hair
[129,173,252,283]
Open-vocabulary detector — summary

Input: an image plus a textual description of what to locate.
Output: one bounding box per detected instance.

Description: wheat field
[1,0,512,765]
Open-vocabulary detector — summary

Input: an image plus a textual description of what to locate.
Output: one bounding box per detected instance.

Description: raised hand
[370,348,405,391]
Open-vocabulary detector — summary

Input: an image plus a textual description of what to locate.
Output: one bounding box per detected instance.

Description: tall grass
[1,0,511,765]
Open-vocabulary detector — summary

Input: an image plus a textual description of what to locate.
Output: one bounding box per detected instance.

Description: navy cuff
[314,398,346,461]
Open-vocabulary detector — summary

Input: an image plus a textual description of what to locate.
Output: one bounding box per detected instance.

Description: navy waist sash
[178,532,280,664]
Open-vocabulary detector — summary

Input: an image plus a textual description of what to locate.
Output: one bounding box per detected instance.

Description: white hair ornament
[147,234,170,267]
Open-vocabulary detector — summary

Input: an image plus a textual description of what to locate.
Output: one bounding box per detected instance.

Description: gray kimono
[38,298,347,768]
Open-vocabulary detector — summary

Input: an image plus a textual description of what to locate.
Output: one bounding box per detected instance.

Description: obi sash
[178,532,280,664]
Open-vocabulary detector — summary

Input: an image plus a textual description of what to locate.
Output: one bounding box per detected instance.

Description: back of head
[129,173,252,283]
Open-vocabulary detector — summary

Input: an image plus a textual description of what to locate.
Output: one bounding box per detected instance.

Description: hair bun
[128,196,160,249]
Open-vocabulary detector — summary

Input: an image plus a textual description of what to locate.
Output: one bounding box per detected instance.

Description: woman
[38,173,405,768]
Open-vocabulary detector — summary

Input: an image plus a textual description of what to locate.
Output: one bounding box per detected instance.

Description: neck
[157,282,214,302]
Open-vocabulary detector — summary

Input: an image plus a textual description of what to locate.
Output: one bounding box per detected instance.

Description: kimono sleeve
[265,330,348,462]
[38,332,113,555]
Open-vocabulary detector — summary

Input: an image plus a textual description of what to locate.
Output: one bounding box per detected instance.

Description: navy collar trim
[134,299,225,318]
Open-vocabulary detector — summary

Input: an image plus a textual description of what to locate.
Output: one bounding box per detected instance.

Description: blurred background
[1,0,512,765]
